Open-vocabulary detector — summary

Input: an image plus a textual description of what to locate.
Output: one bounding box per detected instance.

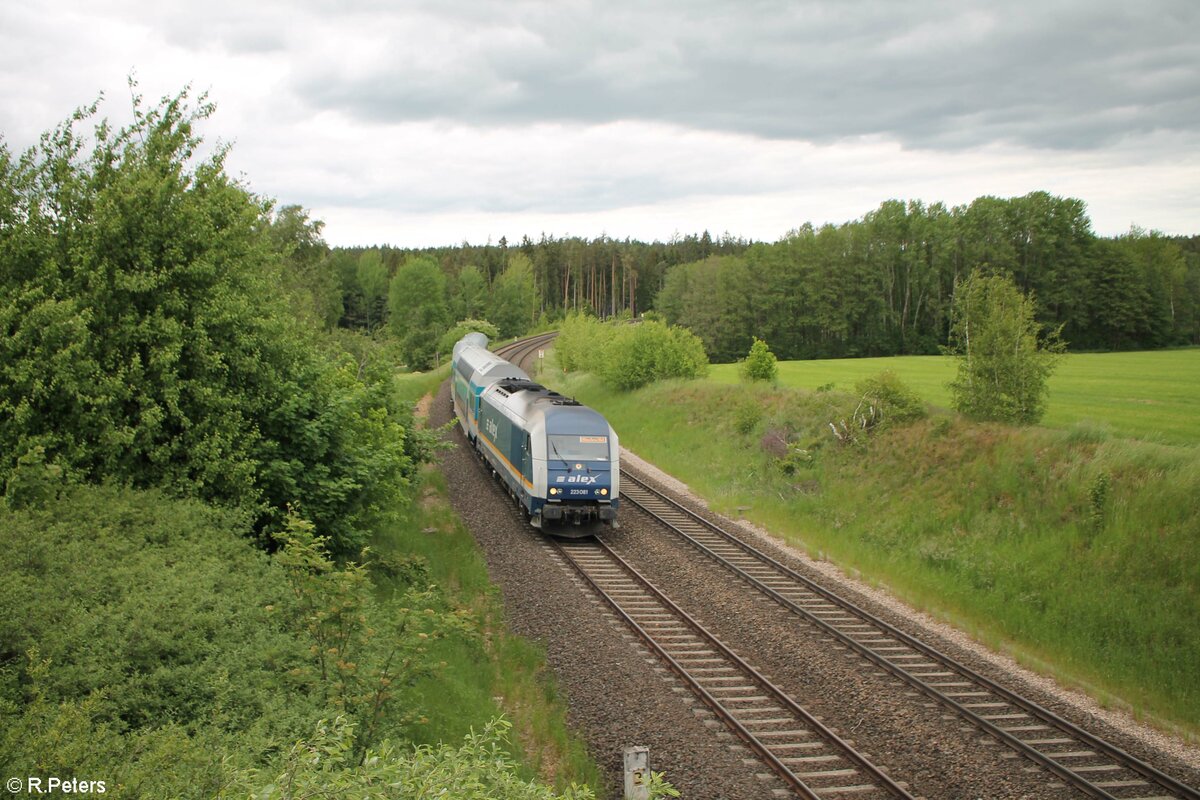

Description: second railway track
[619,470,1200,800]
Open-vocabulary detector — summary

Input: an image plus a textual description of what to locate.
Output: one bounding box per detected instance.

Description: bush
[554,311,607,374]
[596,321,709,391]
[556,315,707,390]
[0,485,324,796]
[854,371,927,424]
[740,337,778,382]
[947,271,1064,424]
[231,717,600,800]
[732,401,763,435]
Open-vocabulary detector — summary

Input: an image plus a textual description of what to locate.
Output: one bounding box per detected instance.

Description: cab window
[547,434,609,461]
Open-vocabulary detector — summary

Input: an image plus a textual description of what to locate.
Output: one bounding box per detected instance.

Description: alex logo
[555,474,598,484]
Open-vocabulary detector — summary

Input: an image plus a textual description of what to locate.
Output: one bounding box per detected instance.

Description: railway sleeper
[812,784,883,795]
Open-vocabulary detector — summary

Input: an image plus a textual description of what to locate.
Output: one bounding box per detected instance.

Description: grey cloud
[144,1,292,55]
[289,0,1200,151]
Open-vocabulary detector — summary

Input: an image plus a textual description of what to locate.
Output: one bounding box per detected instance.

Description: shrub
[555,316,707,391]
[732,402,763,435]
[854,371,927,424]
[0,485,324,795]
[740,337,778,382]
[779,443,817,475]
[231,717,602,800]
[554,312,610,374]
[276,513,462,758]
[596,321,709,391]
[947,271,1064,424]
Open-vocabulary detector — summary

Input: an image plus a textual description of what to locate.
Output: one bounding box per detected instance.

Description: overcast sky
[2,0,1197,247]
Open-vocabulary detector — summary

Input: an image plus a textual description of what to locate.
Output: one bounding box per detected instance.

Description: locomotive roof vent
[545,391,581,406]
[493,379,546,397]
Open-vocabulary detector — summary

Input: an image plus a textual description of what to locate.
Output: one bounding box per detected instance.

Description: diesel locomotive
[451,332,619,532]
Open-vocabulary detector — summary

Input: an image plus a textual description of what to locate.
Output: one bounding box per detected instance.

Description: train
[451,332,619,533]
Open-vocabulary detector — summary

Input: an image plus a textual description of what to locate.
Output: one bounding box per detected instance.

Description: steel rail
[620,470,1200,800]
[493,331,557,368]
[551,536,915,800]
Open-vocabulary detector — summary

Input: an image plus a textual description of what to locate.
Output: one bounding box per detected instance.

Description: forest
[329,196,1199,368]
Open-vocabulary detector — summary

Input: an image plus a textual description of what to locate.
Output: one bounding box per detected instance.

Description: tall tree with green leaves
[1113,228,1190,345]
[489,253,537,338]
[456,263,488,320]
[268,204,342,329]
[947,271,1064,424]
[388,255,450,369]
[0,85,420,554]
[356,250,389,330]
[1083,240,1159,350]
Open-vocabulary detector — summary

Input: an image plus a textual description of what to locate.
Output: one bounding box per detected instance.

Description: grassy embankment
[538,350,1200,740]
[383,366,600,792]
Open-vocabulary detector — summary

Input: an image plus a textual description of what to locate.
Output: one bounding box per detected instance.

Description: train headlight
[549,487,558,495]
[600,488,608,496]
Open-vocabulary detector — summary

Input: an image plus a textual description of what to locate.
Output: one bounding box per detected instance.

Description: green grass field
[709,348,1200,445]
[540,350,1200,740]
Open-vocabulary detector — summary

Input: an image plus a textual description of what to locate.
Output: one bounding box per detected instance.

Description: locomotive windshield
[548,434,610,461]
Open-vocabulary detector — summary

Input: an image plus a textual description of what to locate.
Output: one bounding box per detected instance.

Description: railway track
[494,331,557,371]
[618,470,1200,800]
[549,535,915,800]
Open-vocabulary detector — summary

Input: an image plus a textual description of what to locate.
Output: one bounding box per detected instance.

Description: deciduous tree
[0,86,420,554]
[489,253,537,338]
[388,255,450,369]
[947,271,1063,424]
[356,250,389,330]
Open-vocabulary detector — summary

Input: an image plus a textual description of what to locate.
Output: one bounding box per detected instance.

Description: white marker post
[623,746,649,800]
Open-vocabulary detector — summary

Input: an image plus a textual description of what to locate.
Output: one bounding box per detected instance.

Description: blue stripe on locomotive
[476,401,540,515]
[452,358,483,432]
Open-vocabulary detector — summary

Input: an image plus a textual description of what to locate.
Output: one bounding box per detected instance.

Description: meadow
[539,351,1200,739]
[708,348,1200,445]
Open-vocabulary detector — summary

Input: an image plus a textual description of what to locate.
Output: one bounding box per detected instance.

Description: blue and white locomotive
[451,333,619,532]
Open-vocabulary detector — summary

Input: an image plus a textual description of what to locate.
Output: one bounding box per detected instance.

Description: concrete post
[623,746,649,800]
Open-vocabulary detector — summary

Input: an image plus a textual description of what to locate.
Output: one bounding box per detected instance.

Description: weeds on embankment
[544,367,1200,739]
